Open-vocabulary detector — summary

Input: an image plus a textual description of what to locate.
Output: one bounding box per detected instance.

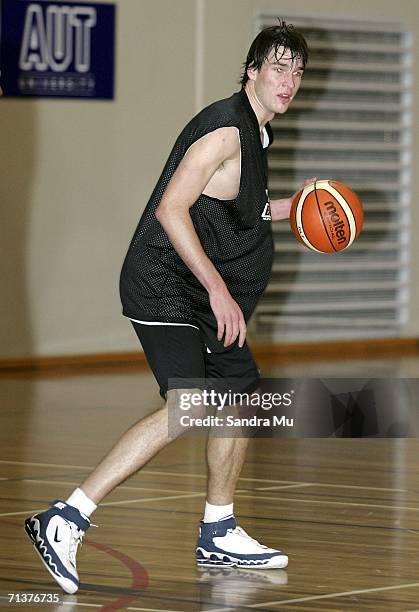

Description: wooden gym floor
[1,354,419,611]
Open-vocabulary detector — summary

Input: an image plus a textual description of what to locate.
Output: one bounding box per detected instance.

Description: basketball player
[25,21,312,594]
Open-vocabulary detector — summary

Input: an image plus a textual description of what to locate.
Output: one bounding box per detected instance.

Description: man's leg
[24,396,181,594]
[79,384,208,502]
[25,322,207,593]
[196,429,288,569]
[194,319,290,570]
[24,388,208,593]
[206,435,249,505]
[80,402,171,503]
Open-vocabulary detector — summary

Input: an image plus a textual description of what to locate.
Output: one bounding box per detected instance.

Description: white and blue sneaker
[24,500,91,594]
[196,516,288,569]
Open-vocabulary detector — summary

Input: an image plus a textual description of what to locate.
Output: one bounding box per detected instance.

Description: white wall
[0,0,196,356]
[0,0,418,357]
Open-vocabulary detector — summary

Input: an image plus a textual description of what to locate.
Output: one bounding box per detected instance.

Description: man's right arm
[155,127,246,348]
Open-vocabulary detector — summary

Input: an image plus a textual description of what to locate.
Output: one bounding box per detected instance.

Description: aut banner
[0,0,115,99]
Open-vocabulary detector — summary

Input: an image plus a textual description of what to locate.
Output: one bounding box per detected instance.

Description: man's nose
[281,71,295,88]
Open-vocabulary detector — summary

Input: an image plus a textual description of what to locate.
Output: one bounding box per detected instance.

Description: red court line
[6,518,149,612]
[84,538,149,611]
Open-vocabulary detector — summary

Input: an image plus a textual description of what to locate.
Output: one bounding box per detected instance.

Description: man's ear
[247,65,258,82]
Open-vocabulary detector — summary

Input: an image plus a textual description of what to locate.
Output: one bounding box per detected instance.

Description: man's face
[248,46,304,115]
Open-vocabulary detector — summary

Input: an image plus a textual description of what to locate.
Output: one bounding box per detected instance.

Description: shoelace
[68,522,97,567]
[68,527,83,567]
[227,526,268,550]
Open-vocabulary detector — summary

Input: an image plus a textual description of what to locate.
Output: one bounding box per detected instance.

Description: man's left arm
[270,177,317,221]
[270,198,293,221]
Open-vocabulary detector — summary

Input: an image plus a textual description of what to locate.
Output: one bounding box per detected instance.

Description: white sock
[203,501,234,523]
[66,488,97,519]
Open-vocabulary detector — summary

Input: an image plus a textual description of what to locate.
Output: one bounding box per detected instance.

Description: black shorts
[131,315,260,399]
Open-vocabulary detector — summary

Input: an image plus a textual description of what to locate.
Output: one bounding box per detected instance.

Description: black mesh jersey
[119,88,274,325]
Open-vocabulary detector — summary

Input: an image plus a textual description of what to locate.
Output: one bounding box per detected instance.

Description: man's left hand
[270,177,317,221]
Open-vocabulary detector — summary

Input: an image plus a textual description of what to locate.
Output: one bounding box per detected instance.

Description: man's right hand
[208,285,247,348]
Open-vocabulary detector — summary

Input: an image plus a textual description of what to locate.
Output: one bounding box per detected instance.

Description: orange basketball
[290,180,364,253]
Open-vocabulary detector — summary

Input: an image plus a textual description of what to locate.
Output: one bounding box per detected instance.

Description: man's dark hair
[240,20,308,86]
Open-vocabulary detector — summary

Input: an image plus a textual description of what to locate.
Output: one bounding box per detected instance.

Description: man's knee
[166,387,213,438]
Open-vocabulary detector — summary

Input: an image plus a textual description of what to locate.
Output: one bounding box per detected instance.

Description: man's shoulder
[195,91,244,123]
[172,91,246,154]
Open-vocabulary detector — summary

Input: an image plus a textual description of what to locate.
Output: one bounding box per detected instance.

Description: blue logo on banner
[0,0,115,99]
